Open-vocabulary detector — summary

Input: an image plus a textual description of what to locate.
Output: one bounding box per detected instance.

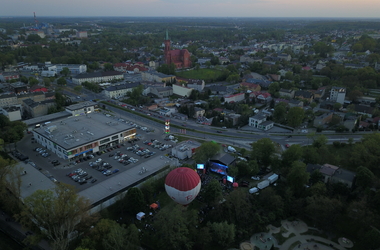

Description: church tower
[164,30,171,65]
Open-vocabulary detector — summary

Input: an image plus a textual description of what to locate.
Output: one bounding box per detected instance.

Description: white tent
[136,212,145,221]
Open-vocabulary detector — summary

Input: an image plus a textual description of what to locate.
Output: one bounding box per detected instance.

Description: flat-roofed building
[72,71,123,85]
[32,112,136,160]
[65,102,96,116]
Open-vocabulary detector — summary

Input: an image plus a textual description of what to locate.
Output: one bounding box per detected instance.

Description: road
[103,102,366,150]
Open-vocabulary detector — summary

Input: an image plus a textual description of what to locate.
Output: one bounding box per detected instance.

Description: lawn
[176,68,224,82]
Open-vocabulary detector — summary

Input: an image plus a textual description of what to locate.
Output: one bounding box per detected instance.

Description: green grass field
[176,68,223,82]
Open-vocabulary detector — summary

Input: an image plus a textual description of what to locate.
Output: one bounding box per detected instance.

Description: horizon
[1,0,380,19]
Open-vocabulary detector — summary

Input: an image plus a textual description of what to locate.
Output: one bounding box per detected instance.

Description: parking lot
[16,117,176,192]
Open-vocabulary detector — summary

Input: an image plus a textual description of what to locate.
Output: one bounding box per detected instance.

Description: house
[313,112,334,127]
[224,93,245,103]
[319,164,339,183]
[143,86,173,98]
[177,77,205,91]
[22,98,56,118]
[314,86,327,100]
[279,88,295,98]
[158,107,175,117]
[219,57,230,64]
[278,53,291,61]
[205,85,228,95]
[330,87,346,104]
[295,90,314,102]
[354,105,374,116]
[253,92,272,104]
[193,107,205,118]
[331,168,356,189]
[240,82,261,92]
[225,113,241,126]
[0,72,19,82]
[249,113,274,131]
[288,99,304,108]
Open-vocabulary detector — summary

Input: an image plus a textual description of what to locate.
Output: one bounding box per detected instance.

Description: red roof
[165,167,200,191]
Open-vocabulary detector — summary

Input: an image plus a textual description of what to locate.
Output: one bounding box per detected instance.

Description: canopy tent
[150,203,158,209]
[136,212,145,221]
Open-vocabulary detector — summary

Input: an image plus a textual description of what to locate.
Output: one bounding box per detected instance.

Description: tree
[312,134,327,148]
[208,221,235,247]
[17,183,91,250]
[202,179,223,206]
[60,67,70,77]
[273,103,287,123]
[153,205,194,250]
[356,166,374,189]
[333,102,342,111]
[347,89,363,102]
[305,196,343,229]
[281,144,303,173]
[251,138,275,167]
[73,85,83,94]
[286,161,310,197]
[28,77,39,86]
[193,141,221,163]
[57,77,67,86]
[124,187,144,215]
[103,63,114,71]
[287,107,304,128]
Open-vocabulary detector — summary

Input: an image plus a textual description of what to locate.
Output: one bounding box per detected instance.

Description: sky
[1,0,380,18]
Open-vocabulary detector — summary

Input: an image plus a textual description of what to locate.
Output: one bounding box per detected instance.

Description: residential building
[330,87,346,104]
[193,107,205,118]
[76,31,88,39]
[0,93,18,107]
[55,64,87,75]
[172,84,193,97]
[224,93,245,103]
[32,112,137,160]
[0,72,19,82]
[143,86,173,98]
[22,98,56,118]
[279,88,295,98]
[176,78,205,91]
[254,92,272,104]
[249,113,274,131]
[72,71,124,85]
[0,105,22,121]
[104,82,140,99]
[295,90,314,102]
[240,82,261,92]
[141,71,176,83]
[225,113,241,126]
[313,112,334,127]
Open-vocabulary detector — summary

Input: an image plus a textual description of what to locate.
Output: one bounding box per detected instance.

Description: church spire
[165,29,169,40]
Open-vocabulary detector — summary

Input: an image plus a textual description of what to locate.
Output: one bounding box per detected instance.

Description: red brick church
[164,30,191,69]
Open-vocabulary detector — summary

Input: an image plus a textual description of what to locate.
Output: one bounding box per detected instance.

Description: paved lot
[16,117,176,193]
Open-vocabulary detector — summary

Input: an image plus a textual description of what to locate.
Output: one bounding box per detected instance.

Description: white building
[72,71,124,85]
[56,64,87,75]
[0,105,22,121]
[171,140,201,160]
[65,102,96,116]
[224,93,245,103]
[249,113,274,131]
[32,112,136,160]
[173,84,193,98]
[104,82,140,99]
[330,86,346,104]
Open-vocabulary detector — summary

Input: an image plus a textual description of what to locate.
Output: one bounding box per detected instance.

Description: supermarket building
[32,112,136,160]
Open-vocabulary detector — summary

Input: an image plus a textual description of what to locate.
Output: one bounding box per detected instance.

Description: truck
[257,180,270,190]
[249,187,259,194]
[268,174,279,184]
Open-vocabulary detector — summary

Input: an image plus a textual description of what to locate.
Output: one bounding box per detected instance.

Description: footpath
[230,219,353,250]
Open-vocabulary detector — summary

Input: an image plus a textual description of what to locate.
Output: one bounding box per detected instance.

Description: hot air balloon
[165,167,201,206]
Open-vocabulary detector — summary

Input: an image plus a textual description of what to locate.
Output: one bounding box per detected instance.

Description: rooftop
[33,112,134,150]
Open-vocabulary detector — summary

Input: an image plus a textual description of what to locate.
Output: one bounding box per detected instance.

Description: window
[100,138,110,145]
[112,135,118,140]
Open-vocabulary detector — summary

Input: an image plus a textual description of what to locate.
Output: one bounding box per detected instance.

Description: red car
[285,144,290,148]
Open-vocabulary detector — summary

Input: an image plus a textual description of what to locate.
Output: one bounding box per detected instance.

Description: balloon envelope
[165,167,201,205]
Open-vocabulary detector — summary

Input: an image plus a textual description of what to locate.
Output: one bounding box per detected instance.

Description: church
[164,31,191,69]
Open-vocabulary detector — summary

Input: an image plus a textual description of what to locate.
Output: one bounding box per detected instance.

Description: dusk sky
[1,0,380,18]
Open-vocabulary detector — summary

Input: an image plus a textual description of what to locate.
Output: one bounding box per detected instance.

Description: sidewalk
[0,209,50,250]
